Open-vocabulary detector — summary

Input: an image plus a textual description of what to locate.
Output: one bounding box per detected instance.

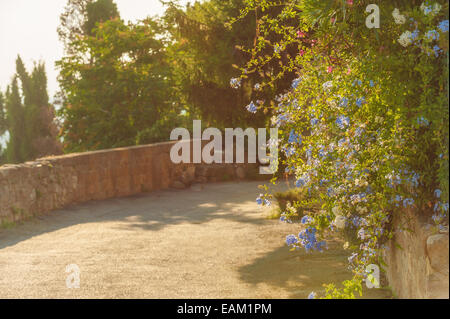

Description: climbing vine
[231,0,449,298]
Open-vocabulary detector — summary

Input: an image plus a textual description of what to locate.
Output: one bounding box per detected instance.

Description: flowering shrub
[231,0,449,298]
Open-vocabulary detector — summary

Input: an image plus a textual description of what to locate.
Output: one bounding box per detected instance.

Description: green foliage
[2,56,62,164]
[57,17,180,152]
[57,0,282,152]
[83,0,120,35]
[163,0,271,129]
[233,0,449,298]
[58,0,91,54]
[0,92,6,136]
[4,76,25,163]
[322,278,363,299]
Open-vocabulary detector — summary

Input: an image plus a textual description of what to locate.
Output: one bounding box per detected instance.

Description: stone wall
[384,208,449,298]
[0,141,260,225]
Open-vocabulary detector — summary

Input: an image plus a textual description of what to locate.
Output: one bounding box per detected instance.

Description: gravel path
[0,181,391,298]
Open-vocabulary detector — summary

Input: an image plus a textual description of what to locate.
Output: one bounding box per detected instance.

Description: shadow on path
[238,242,393,299]
[0,181,275,250]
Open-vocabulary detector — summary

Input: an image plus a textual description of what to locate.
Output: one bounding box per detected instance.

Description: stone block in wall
[384,207,449,299]
[235,166,246,180]
[426,234,449,275]
[180,166,196,186]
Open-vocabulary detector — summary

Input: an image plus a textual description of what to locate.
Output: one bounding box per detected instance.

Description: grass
[0,219,17,229]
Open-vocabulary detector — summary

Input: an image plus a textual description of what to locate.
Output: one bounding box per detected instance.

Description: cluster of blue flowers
[291,77,302,89]
[336,115,350,130]
[355,97,365,108]
[256,195,271,206]
[230,77,241,89]
[246,101,257,113]
[425,29,440,41]
[285,234,298,246]
[438,20,449,33]
[295,174,311,188]
[298,227,327,252]
[288,129,302,144]
[417,116,430,126]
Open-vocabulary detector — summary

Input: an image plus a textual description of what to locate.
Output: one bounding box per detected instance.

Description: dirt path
[0,181,391,298]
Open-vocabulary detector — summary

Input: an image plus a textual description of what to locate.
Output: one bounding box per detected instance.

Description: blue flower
[246,101,257,113]
[316,241,326,252]
[434,189,442,198]
[286,234,298,246]
[336,115,350,129]
[291,77,302,89]
[369,80,375,87]
[288,129,302,144]
[403,198,414,208]
[433,45,442,57]
[308,292,316,299]
[254,83,261,90]
[411,29,419,41]
[425,29,440,41]
[356,97,365,107]
[301,215,313,224]
[340,97,349,107]
[296,178,307,188]
[283,146,296,157]
[417,116,429,126]
[327,187,334,197]
[230,77,241,89]
[438,20,449,33]
[353,79,362,86]
[310,118,319,126]
[256,197,263,205]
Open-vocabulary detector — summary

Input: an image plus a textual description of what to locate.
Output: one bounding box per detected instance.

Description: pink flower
[327,66,333,73]
[297,31,306,38]
[347,0,353,5]
[299,49,305,56]
[346,68,351,75]
[331,17,336,23]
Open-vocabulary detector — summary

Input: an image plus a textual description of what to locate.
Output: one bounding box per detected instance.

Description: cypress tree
[0,92,6,136]
[4,77,26,163]
[3,56,61,164]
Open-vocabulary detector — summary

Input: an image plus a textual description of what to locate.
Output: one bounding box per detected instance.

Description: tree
[0,92,6,136]
[3,56,61,164]
[57,18,182,152]
[0,91,8,163]
[58,0,91,55]
[4,77,26,164]
[163,0,296,129]
[83,0,120,36]
[58,0,120,54]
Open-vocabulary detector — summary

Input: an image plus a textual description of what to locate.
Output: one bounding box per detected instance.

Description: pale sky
[0,0,191,101]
